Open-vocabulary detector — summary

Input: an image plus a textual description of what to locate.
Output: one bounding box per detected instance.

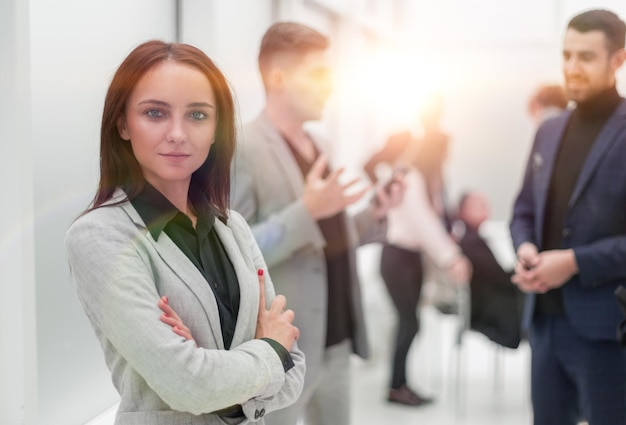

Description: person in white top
[364,93,471,406]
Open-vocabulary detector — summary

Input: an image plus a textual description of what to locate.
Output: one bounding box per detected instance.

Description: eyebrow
[138,99,216,109]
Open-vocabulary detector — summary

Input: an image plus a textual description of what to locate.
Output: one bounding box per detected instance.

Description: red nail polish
[258,269,264,276]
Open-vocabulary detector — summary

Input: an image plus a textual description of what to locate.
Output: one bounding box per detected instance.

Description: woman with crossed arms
[65,40,304,424]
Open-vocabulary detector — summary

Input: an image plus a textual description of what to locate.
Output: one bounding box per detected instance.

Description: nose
[166,116,186,144]
[563,57,581,76]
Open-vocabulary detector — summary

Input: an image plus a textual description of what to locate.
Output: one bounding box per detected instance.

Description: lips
[160,152,191,163]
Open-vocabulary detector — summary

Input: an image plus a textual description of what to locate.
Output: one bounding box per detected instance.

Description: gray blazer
[231,113,386,389]
[65,189,305,425]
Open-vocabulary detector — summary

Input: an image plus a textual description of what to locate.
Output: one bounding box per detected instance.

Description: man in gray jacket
[231,22,403,425]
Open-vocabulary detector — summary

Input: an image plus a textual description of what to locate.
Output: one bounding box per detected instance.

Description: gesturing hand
[302,155,369,220]
[371,173,407,219]
[158,296,196,344]
[255,269,299,352]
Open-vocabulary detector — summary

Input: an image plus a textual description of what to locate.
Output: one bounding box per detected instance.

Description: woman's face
[117,61,217,193]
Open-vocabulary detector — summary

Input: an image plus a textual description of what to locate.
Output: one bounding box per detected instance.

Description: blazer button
[562,228,571,237]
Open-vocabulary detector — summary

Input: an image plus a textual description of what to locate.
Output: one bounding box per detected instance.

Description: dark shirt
[131,182,241,348]
[537,86,621,315]
[284,138,355,348]
[130,182,293,366]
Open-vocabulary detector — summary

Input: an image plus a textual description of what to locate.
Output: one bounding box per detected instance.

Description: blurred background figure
[231,22,403,425]
[454,191,524,349]
[527,83,569,125]
[363,92,471,407]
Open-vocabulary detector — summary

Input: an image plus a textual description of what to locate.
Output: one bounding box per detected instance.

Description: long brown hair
[91,40,236,218]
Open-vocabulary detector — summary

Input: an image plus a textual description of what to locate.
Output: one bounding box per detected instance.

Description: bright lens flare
[339,47,444,131]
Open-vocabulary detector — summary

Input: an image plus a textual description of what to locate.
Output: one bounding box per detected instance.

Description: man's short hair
[568,9,626,53]
[258,22,329,85]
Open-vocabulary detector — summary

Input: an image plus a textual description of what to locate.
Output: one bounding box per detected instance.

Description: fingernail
[164,296,169,304]
[258,269,264,276]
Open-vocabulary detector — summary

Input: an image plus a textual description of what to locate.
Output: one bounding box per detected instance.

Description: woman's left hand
[158,296,196,343]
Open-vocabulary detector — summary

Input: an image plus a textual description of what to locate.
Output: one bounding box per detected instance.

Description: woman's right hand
[255,269,300,352]
[158,296,196,344]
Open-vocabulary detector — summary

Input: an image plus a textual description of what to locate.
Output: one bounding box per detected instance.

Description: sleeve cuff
[260,338,295,372]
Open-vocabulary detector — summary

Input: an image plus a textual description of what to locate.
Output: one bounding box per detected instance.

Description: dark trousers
[530,315,626,425]
[380,244,423,389]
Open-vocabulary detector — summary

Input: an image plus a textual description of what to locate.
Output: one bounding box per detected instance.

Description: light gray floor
[352,244,532,425]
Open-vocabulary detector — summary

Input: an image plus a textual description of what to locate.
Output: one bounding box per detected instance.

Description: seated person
[455,191,524,349]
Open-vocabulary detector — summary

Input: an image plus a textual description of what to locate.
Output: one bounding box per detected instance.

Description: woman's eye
[145,109,164,119]
[189,111,207,120]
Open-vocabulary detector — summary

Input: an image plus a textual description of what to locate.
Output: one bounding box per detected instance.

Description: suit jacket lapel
[213,219,257,347]
[535,113,569,241]
[569,100,626,207]
[257,113,307,198]
[118,197,225,349]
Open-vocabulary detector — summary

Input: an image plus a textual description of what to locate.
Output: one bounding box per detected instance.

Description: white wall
[28,1,175,423]
[0,0,36,423]
[180,0,274,124]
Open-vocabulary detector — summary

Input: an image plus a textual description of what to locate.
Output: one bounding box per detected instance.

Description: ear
[611,48,626,72]
[267,67,285,89]
[117,114,130,141]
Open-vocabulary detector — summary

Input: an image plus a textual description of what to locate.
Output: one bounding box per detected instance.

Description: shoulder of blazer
[68,189,146,236]
[537,109,571,136]
[222,210,255,244]
[242,113,281,150]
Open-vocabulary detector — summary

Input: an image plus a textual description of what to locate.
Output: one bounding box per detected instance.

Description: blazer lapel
[534,113,569,239]
[119,198,225,349]
[257,114,307,198]
[569,100,626,207]
[213,219,257,347]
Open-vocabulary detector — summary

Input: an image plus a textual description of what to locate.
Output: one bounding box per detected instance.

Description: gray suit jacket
[231,113,386,389]
[65,189,305,424]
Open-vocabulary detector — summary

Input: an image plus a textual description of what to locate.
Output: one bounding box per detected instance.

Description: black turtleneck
[537,85,622,316]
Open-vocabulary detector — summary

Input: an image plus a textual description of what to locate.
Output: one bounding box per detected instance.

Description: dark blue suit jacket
[510,99,626,342]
